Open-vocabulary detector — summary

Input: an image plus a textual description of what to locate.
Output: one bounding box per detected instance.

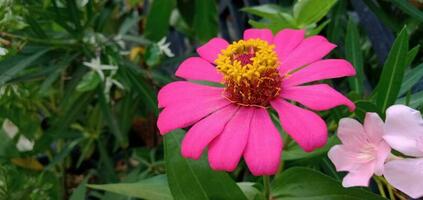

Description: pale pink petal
[157,96,230,135]
[243,108,283,176]
[328,145,361,172]
[175,57,223,82]
[384,105,423,157]
[158,81,222,108]
[384,158,423,199]
[374,141,391,176]
[181,105,238,160]
[281,84,355,111]
[342,163,375,187]
[243,29,273,44]
[274,29,305,61]
[208,108,254,171]
[336,118,372,152]
[271,99,327,152]
[196,38,229,64]
[363,113,385,143]
[279,36,336,74]
[283,59,356,87]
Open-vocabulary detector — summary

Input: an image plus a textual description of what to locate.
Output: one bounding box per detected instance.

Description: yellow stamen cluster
[215,39,281,107]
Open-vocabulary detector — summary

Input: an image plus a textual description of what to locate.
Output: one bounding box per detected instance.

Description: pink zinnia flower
[328,113,391,187]
[383,105,423,199]
[158,28,356,175]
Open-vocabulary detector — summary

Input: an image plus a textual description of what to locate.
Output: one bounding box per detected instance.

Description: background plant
[0,0,422,199]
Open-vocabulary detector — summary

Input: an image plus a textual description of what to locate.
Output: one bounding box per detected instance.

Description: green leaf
[88,175,173,200]
[238,182,265,200]
[193,0,218,42]
[293,0,338,27]
[76,71,101,92]
[69,175,89,200]
[405,45,420,67]
[354,100,380,121]
[145,44,162,67]
[144,0,176,41]
[164,130,247,200]
[271,167,385,200]
[241,4,285,19]
[125,69,158,115]
[0,48,49,85]
[283,136,338,161]
[397,90,423,108]
[391,0,423,23]
[399,63,423,96]
[375,27,409,113]
[345,19,365,95]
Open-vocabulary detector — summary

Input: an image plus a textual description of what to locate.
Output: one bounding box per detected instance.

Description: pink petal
[157,95,230,135]
[196,38,229,64]
[271,99,327,152]
[158,81,222,108]
[363,113,385,143]
[243,28,273,44]
[374,141,391,176]
[336,118,366,148]
[328,145,361,172]
[175,57,223,82]
[342,163,375,187]
[243,108,283,176]
[208,107,254,171]
[384,105,423,157]
[384,158,423,199]
[283,59,356,87]
[281,84,355,111]
[181,105,238,160]
[274,29,305,61]
[279,36,336,74]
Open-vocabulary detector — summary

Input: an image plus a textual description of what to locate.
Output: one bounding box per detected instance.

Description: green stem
[374,176,386,198]
[263,176,271,200]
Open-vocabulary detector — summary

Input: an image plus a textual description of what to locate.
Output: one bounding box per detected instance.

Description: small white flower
[0,47,8,56]
[104,70,124,101]
[83,57,118,80]
[157,37,174,57]
[3,119,18,138]
[2,119,34,152]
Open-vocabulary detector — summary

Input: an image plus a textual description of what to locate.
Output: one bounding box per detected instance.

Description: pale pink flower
[158,28,356,175]
[383,105,423,199]
[328,113,391,187]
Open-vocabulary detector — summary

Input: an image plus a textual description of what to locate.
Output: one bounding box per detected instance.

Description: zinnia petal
[196,38,229,64]
[281,84,355,111]
[157,95,230,135]
[181,105,238,160]
[175,57,223,82]
[243,28,273,44]
[283,59,356,87]
[243,108,283,176]
[384,158,423,199]
[208,107,254,171]
[271,99,327,152]
[274,29,305,61]
[279,36,336,74]
[158,81,222,108]
[384,105,423,157]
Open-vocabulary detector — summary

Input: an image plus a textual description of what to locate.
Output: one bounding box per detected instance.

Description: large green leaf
[345,19,365,95]
[164,130,247,200]
[193,0,218,42]
[375,27,409,113]
[88,175,173,200]
[271,167,385,200]
[293,0,338,27]
[144,0,176,41]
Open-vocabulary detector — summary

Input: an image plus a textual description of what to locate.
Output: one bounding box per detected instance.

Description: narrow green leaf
[76,71,101,92]
[0,49,49,85]
[397,90,423,108]
[405,45,420,67]
[70,175,90,200]
[89,175,172,200]
[164,130,247,200]
[293,0,338,27]
[345,19,365,95]
[354,100,380,121]
[375,27,409,113]
[399,63,423,96]
[144,0,176,41]
[241,4,284,19]
[125,70,158,115]
[392,0,423,22]
[271,167,385,200]
[193,0,218,42]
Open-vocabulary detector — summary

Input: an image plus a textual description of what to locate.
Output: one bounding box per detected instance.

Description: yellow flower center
[215,39,281,107]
